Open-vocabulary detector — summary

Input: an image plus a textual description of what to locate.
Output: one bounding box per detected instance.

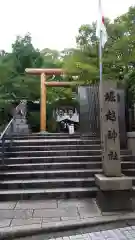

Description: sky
[0,0,135,52]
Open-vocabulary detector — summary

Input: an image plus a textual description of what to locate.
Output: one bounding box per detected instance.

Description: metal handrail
[0,101,25,165]
[0,118,14,140]
[0,101,22,139]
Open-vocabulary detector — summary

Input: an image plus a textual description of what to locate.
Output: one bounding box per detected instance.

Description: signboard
[55,108,79,123]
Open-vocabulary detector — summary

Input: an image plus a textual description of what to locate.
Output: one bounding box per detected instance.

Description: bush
[26,111,57,133]
[27,111,40,132]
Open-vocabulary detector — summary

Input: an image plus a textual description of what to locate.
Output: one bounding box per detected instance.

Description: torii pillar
[25,68,81,133]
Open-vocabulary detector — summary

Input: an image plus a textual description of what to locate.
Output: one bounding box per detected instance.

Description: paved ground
[0,198,129,227]
[0,198,101,226]
[0,199,135,238]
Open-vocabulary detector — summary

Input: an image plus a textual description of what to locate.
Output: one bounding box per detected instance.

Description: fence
[126,107,135,132]
[78,85,127,148]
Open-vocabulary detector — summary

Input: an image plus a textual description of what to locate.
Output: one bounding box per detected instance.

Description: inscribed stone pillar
[96,81,132,212]
[99,81,121,177]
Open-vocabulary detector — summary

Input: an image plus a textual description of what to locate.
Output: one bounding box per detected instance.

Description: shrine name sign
[100,81,121,177]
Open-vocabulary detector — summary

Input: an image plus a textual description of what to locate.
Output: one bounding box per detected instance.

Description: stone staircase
[0,133,134,201]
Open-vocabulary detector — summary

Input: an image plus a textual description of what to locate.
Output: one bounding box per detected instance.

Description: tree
[0,34,44,129]
[63,6,135,107]
[12,33,43,74]
[41,48,62,68]
[63,24,99,83]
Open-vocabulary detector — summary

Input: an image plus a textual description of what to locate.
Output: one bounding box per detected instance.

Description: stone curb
[1,214,135,240]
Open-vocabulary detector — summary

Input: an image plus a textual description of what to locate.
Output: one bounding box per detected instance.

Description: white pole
[98,0,103,151]
[99,0,103,84]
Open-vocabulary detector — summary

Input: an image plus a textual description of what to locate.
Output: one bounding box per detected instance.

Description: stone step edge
[5,162,102,167]
[0,169,102,175]
[1,176,135,185]
[1,212,135,240]
[6,136,94,139]
[4,161,135,167]
[4,155,103,160]
[3,149,130,155]
[0,187,98,194]
[124,169,135,171]
[4,144,101,148]
[1,139,101,143]
[4,149,102,154]
[5,155,133,160]
[4,136,99,140]
[0,177,95,184]
[0,185,135,194]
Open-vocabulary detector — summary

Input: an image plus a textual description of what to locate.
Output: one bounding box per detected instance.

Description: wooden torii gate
[25,68,80,132]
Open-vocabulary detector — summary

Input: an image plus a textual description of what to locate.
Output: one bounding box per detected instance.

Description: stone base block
[95,174,132,191]
[95,174,133,212]
[40,131,49,134]
[96,189,133,212]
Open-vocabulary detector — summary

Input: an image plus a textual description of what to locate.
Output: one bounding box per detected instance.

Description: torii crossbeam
[25,68,81,132]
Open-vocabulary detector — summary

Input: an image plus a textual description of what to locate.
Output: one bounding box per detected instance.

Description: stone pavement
[42,226,135,240]
[1,199,135,239]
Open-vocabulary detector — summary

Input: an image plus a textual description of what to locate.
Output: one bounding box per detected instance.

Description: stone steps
[4,149,131,158]
[1,161,102,170]
[0,169,103,180]
[2,139,101,146]
[0,133,134,201]
[4,150,101,157]
[4,144,101,151]
[1,176,135,190]
[123,169,135,176]
[0,187,98,201]
[1,161,135,171]
[0,177,95,189]
[1,167,135,180]
[2,155,102,164]
[2,155,132,165]
[4,133,83,140]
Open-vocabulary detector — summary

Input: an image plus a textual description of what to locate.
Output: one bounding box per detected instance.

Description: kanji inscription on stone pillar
[100,81,121,177]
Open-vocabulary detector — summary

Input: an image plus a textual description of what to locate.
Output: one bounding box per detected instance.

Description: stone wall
[127,132,135,156]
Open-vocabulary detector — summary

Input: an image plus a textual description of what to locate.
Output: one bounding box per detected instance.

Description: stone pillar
[95,81,132,212]
[100,81,121,176]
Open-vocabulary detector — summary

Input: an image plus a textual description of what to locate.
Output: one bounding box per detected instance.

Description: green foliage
[63,6,135,106]
[63,48,98,83]
[0,34,70,131]
[27,111,40,132]
[12,34,43,74]
[41,48,62,68]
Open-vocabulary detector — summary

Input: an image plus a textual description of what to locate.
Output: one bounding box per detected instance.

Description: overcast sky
[0,0,135,51]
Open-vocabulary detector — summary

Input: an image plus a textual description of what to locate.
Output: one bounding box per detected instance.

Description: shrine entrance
[25,68,127,148]
[25,68,81,133]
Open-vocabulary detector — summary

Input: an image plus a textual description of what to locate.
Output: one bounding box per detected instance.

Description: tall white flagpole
[99,0,103,84]
[98,0,103,152]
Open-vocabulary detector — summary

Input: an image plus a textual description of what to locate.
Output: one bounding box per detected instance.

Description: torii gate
[25,68,81,132]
